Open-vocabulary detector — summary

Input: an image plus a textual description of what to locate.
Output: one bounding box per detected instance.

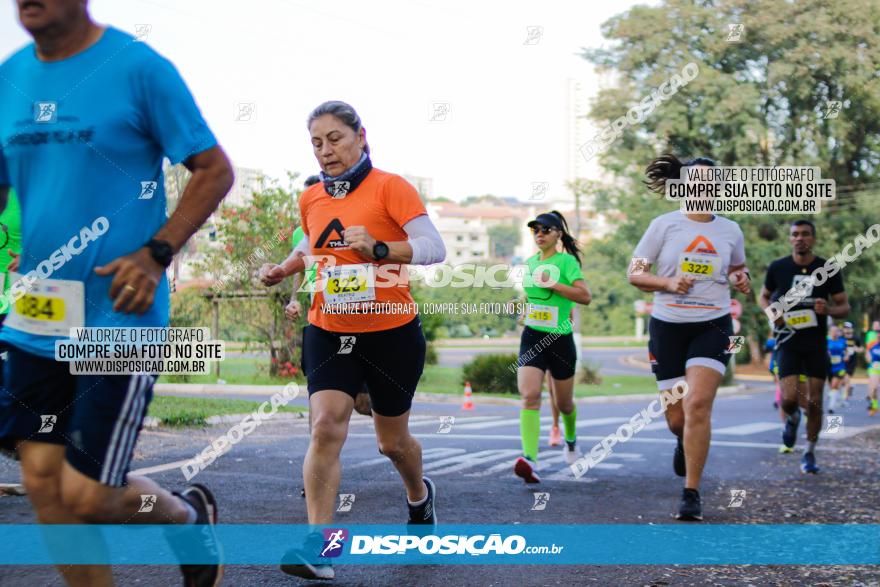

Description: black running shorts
[302,317,425,417]
[647,314,733,390]
[776,336,828,380]
[517,326,577,380]
[0,346,155,487]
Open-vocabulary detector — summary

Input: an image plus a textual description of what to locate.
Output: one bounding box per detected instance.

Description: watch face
[375,242,389,259]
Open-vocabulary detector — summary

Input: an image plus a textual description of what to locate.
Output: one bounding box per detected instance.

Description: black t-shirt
[845,335,863,361]
[764,255,844,340]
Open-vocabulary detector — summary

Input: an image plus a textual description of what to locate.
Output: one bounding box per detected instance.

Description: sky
[1,0,651,201]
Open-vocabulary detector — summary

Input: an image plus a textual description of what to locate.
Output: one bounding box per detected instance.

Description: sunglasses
[530,225,555,235]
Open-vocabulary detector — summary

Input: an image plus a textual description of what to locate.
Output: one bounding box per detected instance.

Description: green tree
[579,0,880,354]
[192,174,303,375]
[488,224,521,259]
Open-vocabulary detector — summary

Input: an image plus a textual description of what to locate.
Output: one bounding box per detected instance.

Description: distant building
[172,164,265,287]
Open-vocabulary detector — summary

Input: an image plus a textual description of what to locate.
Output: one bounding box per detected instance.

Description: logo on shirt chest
[314,218,347,249]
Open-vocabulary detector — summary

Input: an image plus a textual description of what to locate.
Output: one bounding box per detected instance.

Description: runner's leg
[373,410,426,502]
[18,442,112,587]
[303,390,353,525]
[548,374,562,446]
[551,376,577,443]
[682,365,723,491]
[804,376,824,449]
[517,366,544,462]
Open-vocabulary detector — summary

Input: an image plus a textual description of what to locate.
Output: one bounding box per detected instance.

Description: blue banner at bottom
[0,524,877,565]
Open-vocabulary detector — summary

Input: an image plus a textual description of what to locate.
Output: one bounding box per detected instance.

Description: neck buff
[320,152,373,198]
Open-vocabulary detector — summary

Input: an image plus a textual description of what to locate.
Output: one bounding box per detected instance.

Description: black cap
[527,213,563,231]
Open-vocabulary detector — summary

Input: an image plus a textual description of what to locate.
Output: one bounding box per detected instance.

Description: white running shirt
[633,211,746,323]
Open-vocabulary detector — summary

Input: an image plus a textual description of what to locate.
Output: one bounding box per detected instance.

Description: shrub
[461,353,518,394]
[425,342,438,366]
[579,361,603,385]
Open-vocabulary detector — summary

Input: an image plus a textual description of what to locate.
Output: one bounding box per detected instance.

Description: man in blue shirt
[827,325,848,414]
[0,2,233,585]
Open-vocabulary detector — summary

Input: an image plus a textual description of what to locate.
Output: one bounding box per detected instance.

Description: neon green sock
[520,409,540,462]
[872,398,879,410]
[562,406,577,443]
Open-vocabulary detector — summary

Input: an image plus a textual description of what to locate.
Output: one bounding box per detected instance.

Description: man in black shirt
[842,321,863,404]
[759,220,850,474]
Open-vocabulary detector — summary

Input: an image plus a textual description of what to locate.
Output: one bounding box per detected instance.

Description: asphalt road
[1,375,878,585]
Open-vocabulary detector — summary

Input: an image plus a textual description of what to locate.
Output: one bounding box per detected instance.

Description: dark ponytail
[549,210,582,266]
[644,153,716,194]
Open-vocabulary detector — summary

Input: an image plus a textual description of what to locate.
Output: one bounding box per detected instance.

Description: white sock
[407,484,428,507]
[807,441,817,453]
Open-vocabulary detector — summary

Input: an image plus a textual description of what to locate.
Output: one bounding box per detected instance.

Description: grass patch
[418,367,655,399]
[148,395,305,427]
[158,357,304,386]
[157,359,655,400]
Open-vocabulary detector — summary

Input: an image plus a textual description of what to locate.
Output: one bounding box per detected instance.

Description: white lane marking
[346,432,798,450]
[576,417,630,429]
[713,422,781,436]
[130,459,192,477]
[408,416,503,428]
[453,416,554,430]
[424,449,521,475]
[347,447,466,469]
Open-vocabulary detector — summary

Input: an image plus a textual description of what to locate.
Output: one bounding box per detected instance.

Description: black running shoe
[673,436,686,477]
[173,484,223,587]
[280,530,335,580]
[407,477,437,526]
[676,488,703,521]
[782,409,801,449]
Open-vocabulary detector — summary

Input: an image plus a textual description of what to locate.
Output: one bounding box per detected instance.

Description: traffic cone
[462,381,474,410]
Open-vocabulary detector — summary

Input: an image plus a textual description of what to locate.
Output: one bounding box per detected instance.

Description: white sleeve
[730,225,746,266]
[632,218,664,263]
[403,214,446,265]
[293,235,311,257]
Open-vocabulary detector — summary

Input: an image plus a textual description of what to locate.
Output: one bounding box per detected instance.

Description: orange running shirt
[300,168,427,333]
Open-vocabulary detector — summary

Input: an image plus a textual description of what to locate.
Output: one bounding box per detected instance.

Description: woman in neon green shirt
[514,211,592,484]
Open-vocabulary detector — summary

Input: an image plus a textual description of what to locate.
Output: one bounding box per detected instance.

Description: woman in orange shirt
[260,101,446,581]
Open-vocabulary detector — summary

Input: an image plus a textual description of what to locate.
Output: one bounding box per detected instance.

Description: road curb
[143,411,306,428]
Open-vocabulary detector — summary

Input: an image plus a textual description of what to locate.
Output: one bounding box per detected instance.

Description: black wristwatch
[372,241,389,261]
[145,238,174,268]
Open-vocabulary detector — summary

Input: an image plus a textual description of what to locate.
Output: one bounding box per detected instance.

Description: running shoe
[782,409,801,449]
[280,530,335,580]
[549,425,562,447]
[800,451,820,474]
[676,488,703,521]
[407,477,437,526]
[563,440,580,465]
[869,404,877,417]
[673,436,686,477]
[174,484,223,587]
[514,456,541,484]
[778,445,794,454]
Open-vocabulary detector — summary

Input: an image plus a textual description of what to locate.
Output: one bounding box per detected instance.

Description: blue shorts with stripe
[0,346,155,487]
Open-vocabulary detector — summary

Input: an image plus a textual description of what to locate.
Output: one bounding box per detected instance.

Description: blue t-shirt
[869,345,880,370]
[0,27,216,358]
[827,337,847,367]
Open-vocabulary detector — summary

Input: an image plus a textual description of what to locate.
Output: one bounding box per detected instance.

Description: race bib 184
[5,273,84,337]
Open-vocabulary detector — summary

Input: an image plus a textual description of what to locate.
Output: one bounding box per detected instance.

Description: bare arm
[824,291,851,319]
[549,279,592,305]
